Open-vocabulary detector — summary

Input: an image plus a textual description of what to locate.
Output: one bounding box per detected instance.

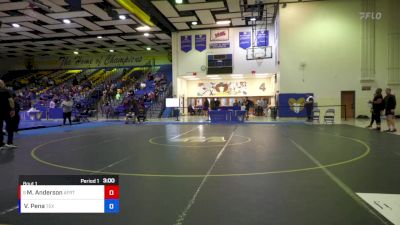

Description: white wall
[172,26,278,97]
[279,0,400,116]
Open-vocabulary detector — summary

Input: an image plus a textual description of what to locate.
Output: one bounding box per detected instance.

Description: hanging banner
[209,43,230,49]
[239,31,251,49]
[195,34,207,52]
[181,35,192,53]
[210,29,229,41]
[257,30,269,47]
[278,93,313,117]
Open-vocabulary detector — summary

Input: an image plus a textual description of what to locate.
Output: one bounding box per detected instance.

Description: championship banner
[239,31,251,49]
[181,35,192,53]
[210,29,229,41]
[195,34,207,52]
[257,30,269,47]
[278,93,313,117]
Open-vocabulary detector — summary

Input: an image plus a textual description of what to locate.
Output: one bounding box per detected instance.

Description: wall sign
[197,81,247,96]
[278,93,313,117]
[209,43,230,49]
[239,31,252,49]
[195,34,207,52]
[257,30,269,47]
[210,29,229,41]
[181,35,192,53]
[58,55,148,68]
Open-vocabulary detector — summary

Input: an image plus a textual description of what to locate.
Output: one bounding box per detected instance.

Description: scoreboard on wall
[18,175,119,213]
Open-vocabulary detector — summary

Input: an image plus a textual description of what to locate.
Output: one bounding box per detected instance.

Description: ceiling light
[176,0,183,4]
[146,47,151,51]
[191,21,197,25]
[12,23,20,28]
[137,25,150,31]
[144,33,149,37]
[206,75,220,78]
[73,51,79,55]
[119,15,126,20]
[109,49,114,53]
[216,20,231,25]
[63,19,71,24]
[97,35,102,39]
[250,17,256,21]
[209,77,221,80]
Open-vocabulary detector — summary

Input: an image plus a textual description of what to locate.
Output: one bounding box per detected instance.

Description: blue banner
[278,93,313,117]
[209,43,230,49]
[239,31,251,49]
[181,35,192,53]
[195,34,207,52]
[257,30,269,47]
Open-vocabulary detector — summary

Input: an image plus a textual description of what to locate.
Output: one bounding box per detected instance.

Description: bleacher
[2,65,172,122]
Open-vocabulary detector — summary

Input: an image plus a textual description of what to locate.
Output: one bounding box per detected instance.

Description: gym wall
[279,0,400,117]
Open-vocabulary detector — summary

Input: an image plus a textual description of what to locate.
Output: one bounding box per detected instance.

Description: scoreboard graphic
[18,175,119,213]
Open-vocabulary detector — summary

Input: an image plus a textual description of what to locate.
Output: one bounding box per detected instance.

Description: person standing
[367,88,384,130]
[209,97,216,111]
[244,97,253,120]
[215,98,221,109]
[0,80,16,149]
[61,96,73,125]
[202,97,209,118]
[305,95,314,122]
[383,88,397,132]
[11,93,21,134]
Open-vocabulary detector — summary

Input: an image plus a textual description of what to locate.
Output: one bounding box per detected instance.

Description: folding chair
[312,108,320,123]
[324,109,335,124]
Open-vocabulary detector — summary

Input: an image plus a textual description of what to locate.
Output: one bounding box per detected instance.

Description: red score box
[104,185,119,199]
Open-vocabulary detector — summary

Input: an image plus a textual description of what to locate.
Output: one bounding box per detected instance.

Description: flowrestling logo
[360,12,382,20]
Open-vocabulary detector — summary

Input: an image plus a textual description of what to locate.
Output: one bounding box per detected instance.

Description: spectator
[49,99,56,109]
[305,95,314,122]
[215,98,221,109]
[0,79,16,149]
[367,88,384,130]
[61,96,73,125]
[384,88,397,132]
[202,98,209,117]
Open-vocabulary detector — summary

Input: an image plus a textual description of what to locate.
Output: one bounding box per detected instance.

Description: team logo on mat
[149,135,251,147]
[170,136,226,143]
[288,97,305,114]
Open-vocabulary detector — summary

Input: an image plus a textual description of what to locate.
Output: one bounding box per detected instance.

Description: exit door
[341,91,355,119]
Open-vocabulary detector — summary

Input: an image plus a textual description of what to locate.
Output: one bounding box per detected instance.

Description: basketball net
[255,55,263,65]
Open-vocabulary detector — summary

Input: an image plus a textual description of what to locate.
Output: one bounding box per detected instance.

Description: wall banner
[195,34,207,52]
[257,30,269,47]
[239,31,252,49]
[278,93,313,117]
[181,35,192,53]
[197,81,247,96]
[210,29,229,41]
[209,43,230,49]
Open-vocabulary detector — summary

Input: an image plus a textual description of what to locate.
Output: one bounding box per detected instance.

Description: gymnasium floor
[0,123,399,225]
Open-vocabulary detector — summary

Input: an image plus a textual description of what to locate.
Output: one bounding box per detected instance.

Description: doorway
[341,91,355,119]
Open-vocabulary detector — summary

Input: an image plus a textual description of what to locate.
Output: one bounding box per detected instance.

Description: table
[209,110,246,123]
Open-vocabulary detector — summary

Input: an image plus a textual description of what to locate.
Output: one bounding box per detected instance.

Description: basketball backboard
[246,46,272,60]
